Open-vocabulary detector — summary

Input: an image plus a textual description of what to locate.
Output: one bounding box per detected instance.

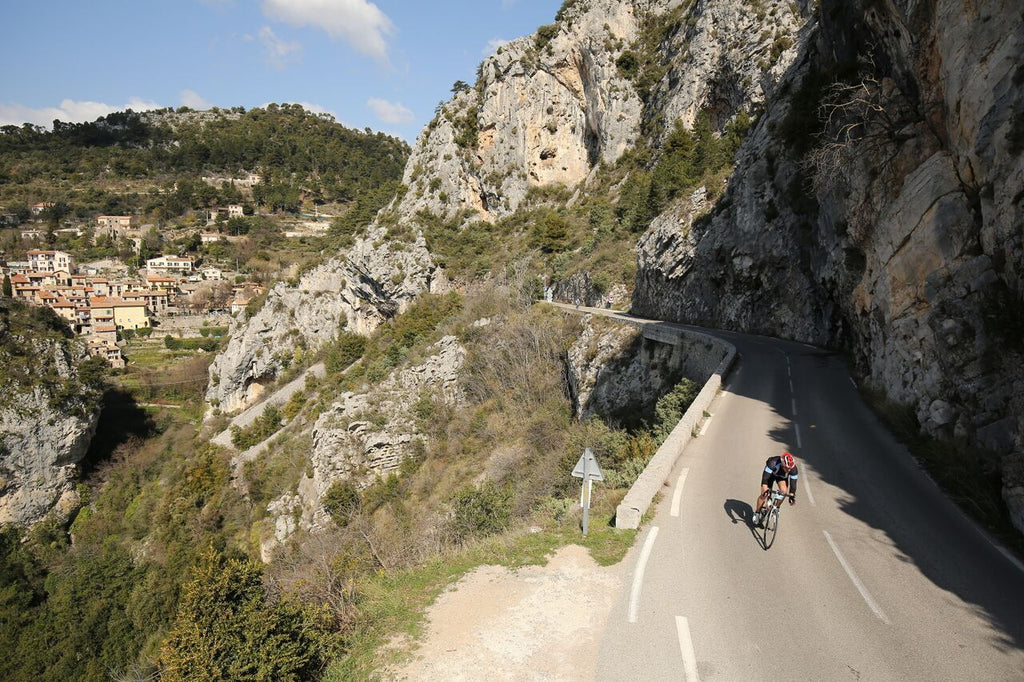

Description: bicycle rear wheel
[763,508,779,549]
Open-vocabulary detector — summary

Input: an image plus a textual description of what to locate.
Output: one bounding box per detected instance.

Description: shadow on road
[725,498,771,550]
[724,498,755,526]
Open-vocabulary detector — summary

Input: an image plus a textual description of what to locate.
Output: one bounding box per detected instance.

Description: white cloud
[0,98,163,128]
[255,26,301,68]
[263,0,394,63]
[181,89,211,109]
[366,98,413,125]
[484,38,511,56]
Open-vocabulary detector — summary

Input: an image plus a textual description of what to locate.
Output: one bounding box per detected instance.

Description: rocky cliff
[632,0,1024,529]
[0,301,102,527]
[395,0,804,224]
[206,227,447,414]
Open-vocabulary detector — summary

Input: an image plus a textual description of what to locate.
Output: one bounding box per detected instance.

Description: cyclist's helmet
[781,452,795,470]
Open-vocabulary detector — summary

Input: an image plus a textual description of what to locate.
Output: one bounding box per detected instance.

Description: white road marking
[675,616,701,682]
[794,422,802,449]
[987,541,1024,575]
[801,466,815,506]
[699,415,713,436]
[824,531,889,624]
[791,398,797,416]
[671,469,690,517]
[789,379,794,393]
[628,526,659,623]
[850,377,857,389]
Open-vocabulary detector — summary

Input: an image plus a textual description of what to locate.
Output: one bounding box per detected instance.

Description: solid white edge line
[699,415,713,436]
[991,542,1024,575]
[675,615,701,682]
[671,469,690,517]
[823,531,889,624]
[628,526,659,623]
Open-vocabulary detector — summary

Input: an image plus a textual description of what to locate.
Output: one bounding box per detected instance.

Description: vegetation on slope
[414,108,750,302]
[0,104,409,220]
[0,298,106,414]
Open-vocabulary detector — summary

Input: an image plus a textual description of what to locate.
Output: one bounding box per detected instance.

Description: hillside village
[2,208,268,367]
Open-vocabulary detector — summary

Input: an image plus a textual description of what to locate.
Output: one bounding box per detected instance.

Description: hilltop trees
[0,105,410,219]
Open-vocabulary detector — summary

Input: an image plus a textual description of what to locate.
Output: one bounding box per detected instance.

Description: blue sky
[0,0,563,142]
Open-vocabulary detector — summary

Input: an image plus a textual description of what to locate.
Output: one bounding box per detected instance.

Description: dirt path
[388,545,625,681]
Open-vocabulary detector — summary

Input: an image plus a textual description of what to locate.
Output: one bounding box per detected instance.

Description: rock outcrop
[0,387,98,527]
[261,336,466,555]
[0,302,102,527]
[206,228,447,414]
[395,0,804,224]
[565,314,727,422]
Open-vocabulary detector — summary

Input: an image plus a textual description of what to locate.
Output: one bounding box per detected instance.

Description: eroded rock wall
[0,336,100,527]
[396,0,805,224]
[633,0,1024,528]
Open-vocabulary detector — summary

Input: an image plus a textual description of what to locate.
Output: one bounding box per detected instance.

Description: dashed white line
[824,531,889,624]
[671,468,690,517]
[675,616,701,682]
[794,422,802,449]
[789,379,794,393]
[801,467,815,506]
[791,398,797,416]
[628,526,659,623]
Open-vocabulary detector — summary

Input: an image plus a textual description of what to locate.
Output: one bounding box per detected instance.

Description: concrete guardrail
[614,325,736,529]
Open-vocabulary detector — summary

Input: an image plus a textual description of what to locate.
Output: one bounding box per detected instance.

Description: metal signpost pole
[571,448,604,537]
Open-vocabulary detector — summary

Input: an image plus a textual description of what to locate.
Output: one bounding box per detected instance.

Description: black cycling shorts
[760,472,789,489]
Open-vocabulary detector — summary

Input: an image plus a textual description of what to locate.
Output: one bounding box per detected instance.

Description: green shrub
[325,331,367,374]
[652,378,700,441]
[535,23,560,51]
[164,335,219,352]
[230,405,283,450]
[159,548,329,681]
[615,50,640,78]
[322,480,361,527]
[446,481,513,543]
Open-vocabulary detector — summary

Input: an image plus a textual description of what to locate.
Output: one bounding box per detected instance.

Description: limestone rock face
[565,316,719,422]
[396,0,804,224]
[633,0,1024,529]
[206,228,447,414]
[261,336,466,552]
[0,339,100,527]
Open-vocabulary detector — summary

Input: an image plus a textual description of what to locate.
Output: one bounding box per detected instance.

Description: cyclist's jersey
[761,456,798,496]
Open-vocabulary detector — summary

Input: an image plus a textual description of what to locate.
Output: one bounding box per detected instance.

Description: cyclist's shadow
[724,498,766,549]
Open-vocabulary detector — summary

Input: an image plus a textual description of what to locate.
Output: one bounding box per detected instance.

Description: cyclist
[752,451,797,526]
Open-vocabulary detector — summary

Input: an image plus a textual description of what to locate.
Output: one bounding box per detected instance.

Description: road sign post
[571,448,604,536]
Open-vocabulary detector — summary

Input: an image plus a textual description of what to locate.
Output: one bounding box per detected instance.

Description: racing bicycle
[757,489,792,550]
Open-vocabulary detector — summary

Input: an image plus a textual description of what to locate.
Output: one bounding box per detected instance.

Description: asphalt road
[593,324,1024,681]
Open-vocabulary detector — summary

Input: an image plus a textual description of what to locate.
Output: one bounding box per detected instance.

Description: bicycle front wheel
[763,508,779,549]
